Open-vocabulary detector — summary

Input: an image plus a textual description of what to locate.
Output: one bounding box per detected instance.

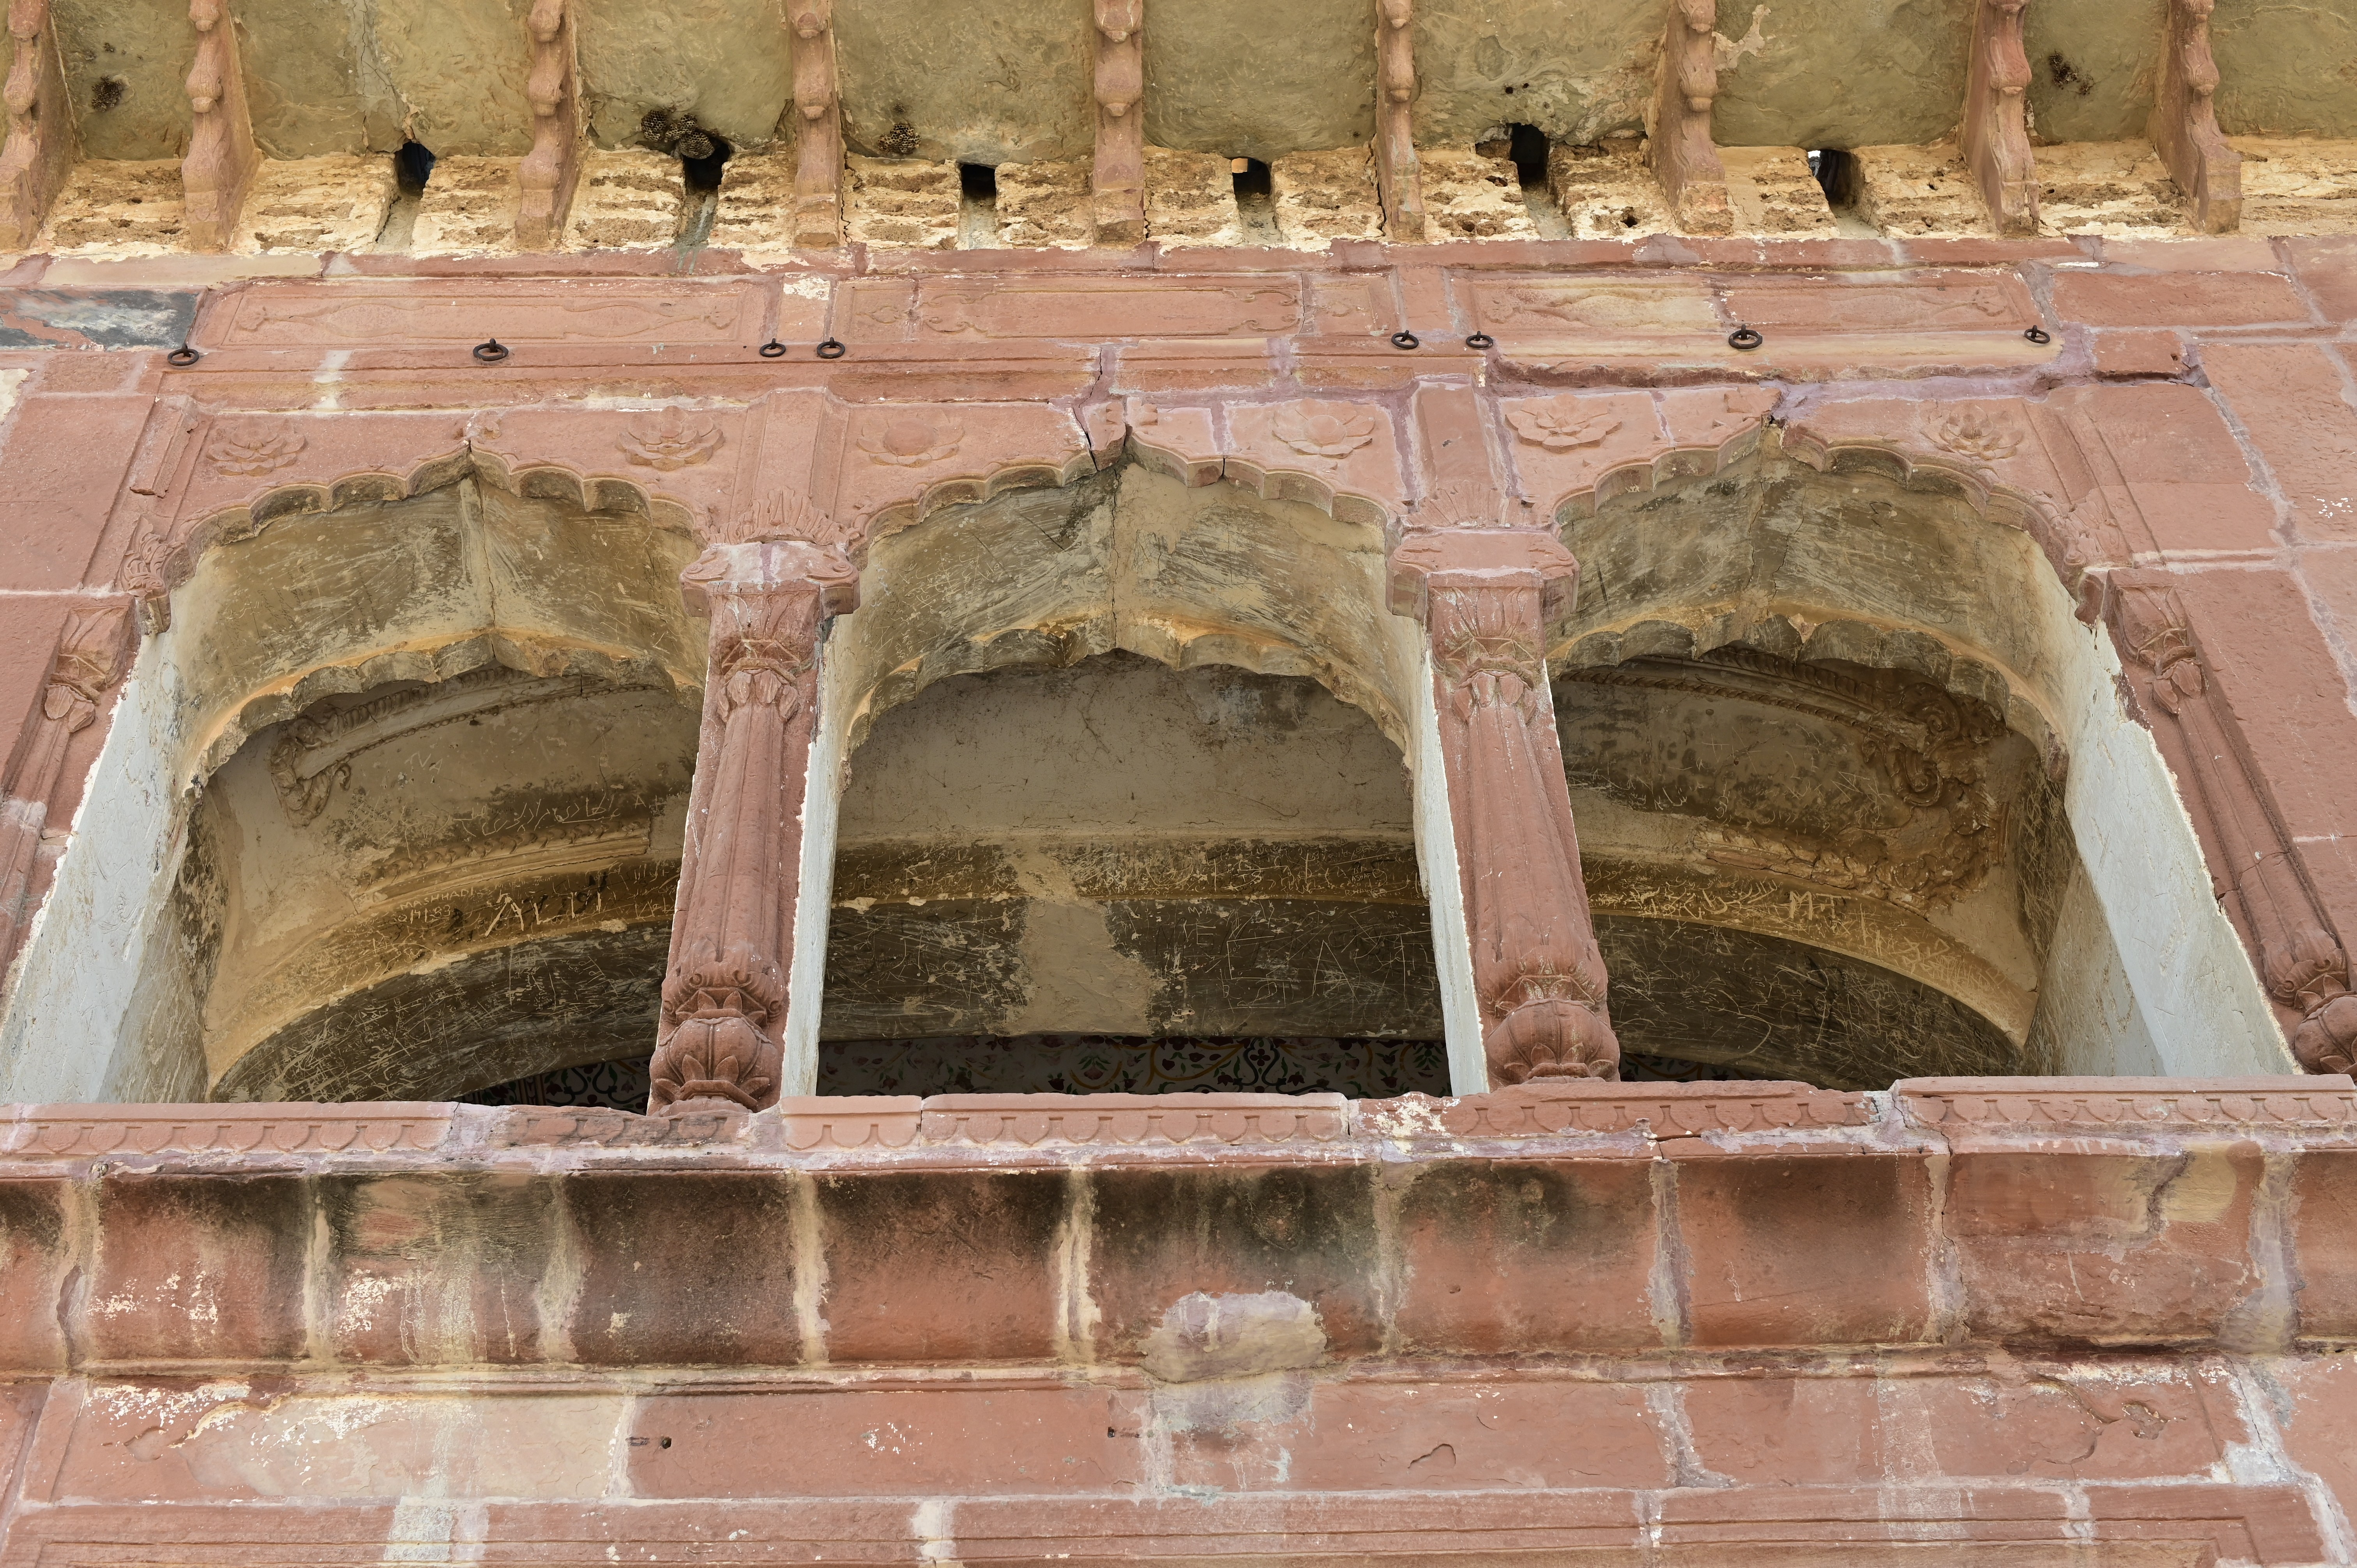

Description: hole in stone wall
[957,162,1000,248]
[1808,148,1861,208]
[1232,157,1272,200]
[680,131,731,194]
[1506,123,1550,191]
[394,140,436,193]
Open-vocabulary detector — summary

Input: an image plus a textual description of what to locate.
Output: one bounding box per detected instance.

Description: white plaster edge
[779,618,850,1098]
[0,650,185,1103]
[2055,606,2294,1077]
[1409,641,1486,1095]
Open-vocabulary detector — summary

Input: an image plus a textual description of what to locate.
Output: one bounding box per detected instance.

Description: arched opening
[802,462,1452,1097]
[1546,440,2288,1084]
[0,471,706,1105]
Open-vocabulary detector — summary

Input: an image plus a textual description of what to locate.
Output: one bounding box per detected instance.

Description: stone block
[2091,328,2187,378]
[2285,235,2357,323]
[1418,148,1535,242]
[815,1169,1064,1364]
[1389,1157,1661,1353]
[2236,140,2357,238]
[0,1180,69,1369]
[412,157,523,255]
[563,1170,804,1365]
[1087,1164,1383,1362]
[319,1172,562,1366]
[1669,1148,1939,1347]
[0,393,153,589]
[1144,147,1241,247]
[707,153,798,252]
[1545,141,1670,242]
[2176,567,2357,862]
[2036,142,2193,235]
[2267,1356,2357,1528]
[625,1386,1143,1496]
[564,150,686,251]
[1945,1145,2267,1344]
[2051,268,2315,327]
[995,160,1092,250]
[1718,146,1838,236]
[1271,147,1383,247]
[83,1174,311,1362]
[233,156,398,254]
[35,161,185,256]
[2289,1148,2357,1337]
[2080,1481,2326,1564]
[2050,382,2276,554]
[845,156,959,251]
[1160,1376,1671,1493]
[2199,343,2357,544]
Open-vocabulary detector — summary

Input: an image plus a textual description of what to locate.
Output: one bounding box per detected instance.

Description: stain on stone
[0,289,199,349]
[1596,914,2024,1086]
[220,924,674,1103]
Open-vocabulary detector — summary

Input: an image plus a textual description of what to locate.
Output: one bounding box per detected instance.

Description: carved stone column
[1390,527,1620,1084]
[2109,573,2355,1075]
[650,539,858,1115]
[0,604,133,973]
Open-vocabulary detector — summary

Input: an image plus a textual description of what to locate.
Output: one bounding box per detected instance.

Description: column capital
[1387,529,1580,621]
[682,539,861,614]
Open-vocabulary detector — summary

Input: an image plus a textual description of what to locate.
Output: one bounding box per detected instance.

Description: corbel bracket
[1091,0,1145,246]
[0,0,74,250]
[1650,0,1732,234]
[1961,0,2038,235]
[515,0,582,250]
[1374,0,1424,241]
[790,0,843,248]
[182,0,258,251]
[2148,0,2241,233]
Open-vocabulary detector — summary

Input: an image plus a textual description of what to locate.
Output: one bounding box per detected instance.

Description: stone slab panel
[2200,343,2357,545]
[562,1170,804,1367]
[814,1169,1064,1365]
[199,279,795,350]
[1388,1157,1661,1353]
[318,1172,562,1366]
[81,1174,311,1363]
[1944,1145,2267,1344]
[1669,1148,1939,1348]
[0,394,152,590]
[2052,270,2317,326]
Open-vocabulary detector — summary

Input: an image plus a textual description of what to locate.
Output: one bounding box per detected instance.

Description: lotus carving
[1506,403,1623,452]
[858,417,963,466]
[1272,401,1379,460]
[206,425,306,477]
[620,409,724,471]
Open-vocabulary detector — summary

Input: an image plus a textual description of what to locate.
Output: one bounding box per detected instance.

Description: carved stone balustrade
[650,537,859,1115]
[1389,524,1620,1086]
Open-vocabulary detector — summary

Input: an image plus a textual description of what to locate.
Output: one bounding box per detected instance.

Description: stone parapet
[1,1077,2353,1374]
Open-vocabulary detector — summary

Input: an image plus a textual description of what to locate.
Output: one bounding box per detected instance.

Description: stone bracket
[0,0,74,251]
[1374,0,1424,242]
[791,0,843,248]
[516,0,582,251]
[1961,0,2038,236]
[1650,0,1731,235]
[2148,0,2241,233]
[1092,0,1145,245]
[181,0,258,251]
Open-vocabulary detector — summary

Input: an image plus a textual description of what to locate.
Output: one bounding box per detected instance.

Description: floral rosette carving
[1506,402,1624,452]
[206,424,306,477]
[1272,401,1380,461]
[620,409,724,471]
[1926,406,2024,464]
[858,415,963,467]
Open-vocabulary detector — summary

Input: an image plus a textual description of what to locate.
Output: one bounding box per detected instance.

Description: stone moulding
[9,1075,2353,1165]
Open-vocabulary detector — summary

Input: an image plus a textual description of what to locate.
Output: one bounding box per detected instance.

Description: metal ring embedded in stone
[758,339,788,358]
[816,338,847,359]
[2025,325,2053,345]
[1391,329,1420,350]
[1465,332,1495,350]
[165,344,200,367]
[472,338,510,364]
[1728,326,1763,351]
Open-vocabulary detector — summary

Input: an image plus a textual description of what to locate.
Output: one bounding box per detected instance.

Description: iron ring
[1465,332,1495,350]
[758,339,789,358]
[1728,326,1764,351]
[1391,329,1420,350]
[816,338,847,359]
[472,338,511,364]
[2024,325,2053,345]
[165,344,200,367]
